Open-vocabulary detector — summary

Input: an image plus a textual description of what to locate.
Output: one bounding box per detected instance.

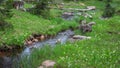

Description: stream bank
[0,29,75,68]
[0,5,96,68]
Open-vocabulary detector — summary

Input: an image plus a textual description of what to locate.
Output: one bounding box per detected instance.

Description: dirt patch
[25,34,56,46]
[0,45,23,54]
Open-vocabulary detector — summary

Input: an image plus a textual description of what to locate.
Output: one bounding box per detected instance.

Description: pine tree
[102,0,115,18]
[0,0,13,30]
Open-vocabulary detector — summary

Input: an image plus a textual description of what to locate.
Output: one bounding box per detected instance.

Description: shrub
[28,0,50,18]
[102,0,115,18]
[0,0,13,30]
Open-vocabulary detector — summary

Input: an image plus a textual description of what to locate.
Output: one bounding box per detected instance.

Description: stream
[0,29,74,68]
[0,8,95,68]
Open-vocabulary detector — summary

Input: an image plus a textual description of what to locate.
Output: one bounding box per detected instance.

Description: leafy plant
[102,0,115,18]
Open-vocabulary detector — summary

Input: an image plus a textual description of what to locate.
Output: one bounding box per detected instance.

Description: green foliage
[16,1,120,68]
[0,0,13,31]
[18,15,120,67]
[5,0,14,9]
[0,8,12,20]
[0,0,120,67]
[102,3,115,18]
[28,0,50,18]
[19,41,120,68]
[0,9,78,46]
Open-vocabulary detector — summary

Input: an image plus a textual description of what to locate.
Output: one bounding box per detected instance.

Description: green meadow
[0,0,120,68]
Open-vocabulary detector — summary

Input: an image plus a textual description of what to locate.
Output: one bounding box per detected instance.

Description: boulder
[68,35,91,43]
[38,60,56,68]
[25,40,33,45]
[68,38,77,43]
[72,35,91,39]
[79,21,96,33]
[88,22,96,26]
[62,12,74,16]
[87,6,96,10]
[62,12,74,20]
[83,13,93,19]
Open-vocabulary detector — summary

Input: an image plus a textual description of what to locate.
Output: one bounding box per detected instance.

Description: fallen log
[60,8,91,12]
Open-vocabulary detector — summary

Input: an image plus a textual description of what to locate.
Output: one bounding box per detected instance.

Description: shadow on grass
[0,21,13,31]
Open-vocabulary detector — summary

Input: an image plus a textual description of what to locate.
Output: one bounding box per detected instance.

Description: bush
[0,0,13,30]
[5,0,14,9]
[28,0,50,18]
[102,3,115,18]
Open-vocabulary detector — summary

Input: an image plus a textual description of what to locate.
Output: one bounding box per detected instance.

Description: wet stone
[62,12,74,20]
[68,35,91,43]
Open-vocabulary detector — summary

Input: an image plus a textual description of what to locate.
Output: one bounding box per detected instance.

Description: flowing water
[0,30,74,68]
[0,9,95,68]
